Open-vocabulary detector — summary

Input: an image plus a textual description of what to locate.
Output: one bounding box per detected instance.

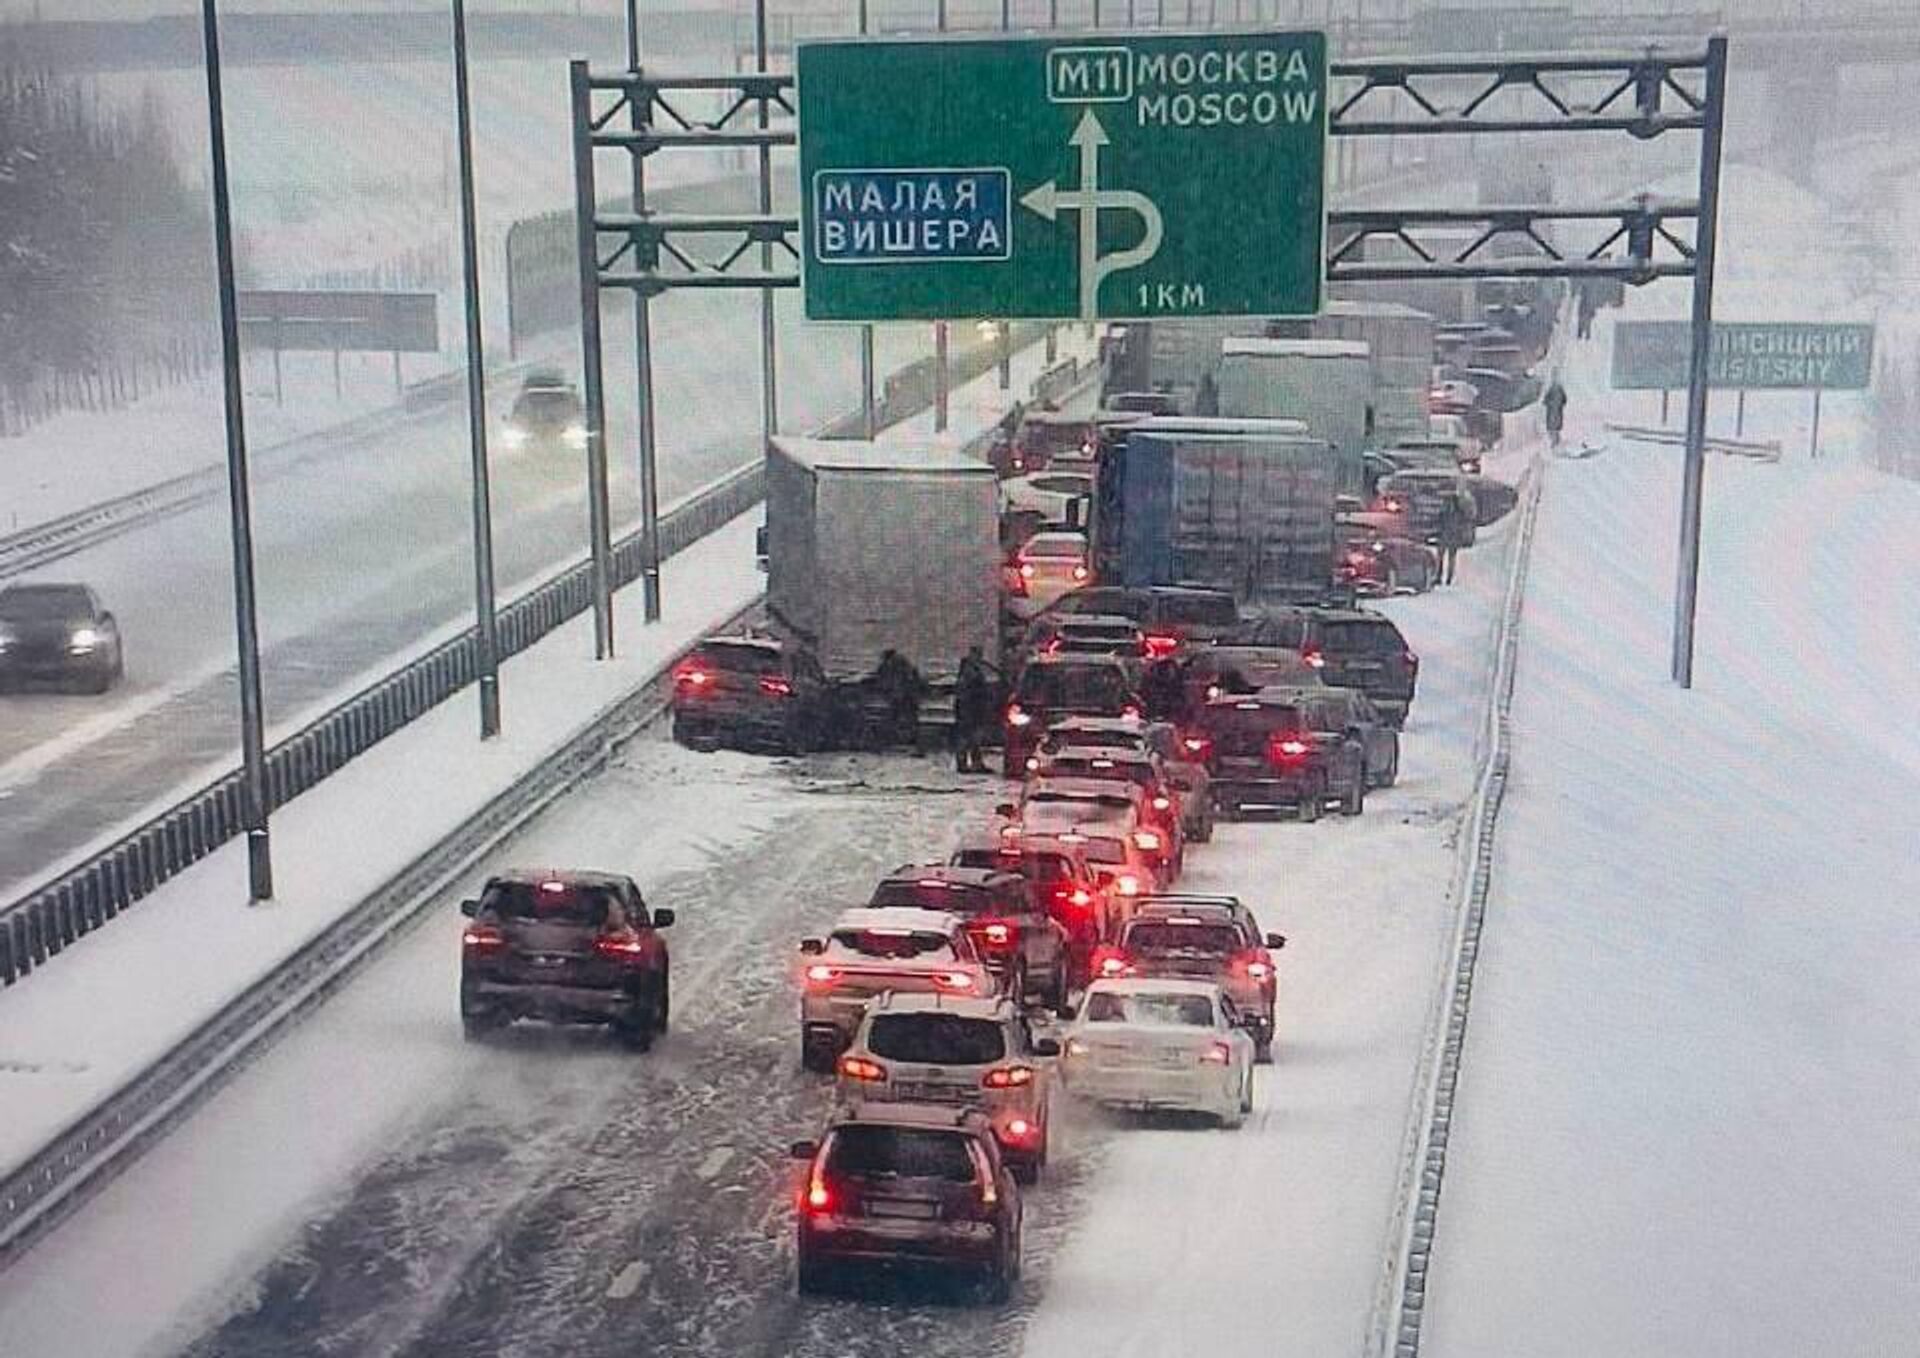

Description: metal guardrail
[0,327,1043,986]
[0,596,759,1262]
[1368,454,1545,1358]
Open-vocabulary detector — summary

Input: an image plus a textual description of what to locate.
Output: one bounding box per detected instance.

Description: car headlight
[563,423,588,449]
[68,626,99,653]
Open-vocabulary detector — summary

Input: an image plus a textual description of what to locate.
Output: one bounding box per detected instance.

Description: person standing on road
[1544,377,1568,450]
[952,644,1000,774]
[1437,488,1475,586]
[873,649,926,754]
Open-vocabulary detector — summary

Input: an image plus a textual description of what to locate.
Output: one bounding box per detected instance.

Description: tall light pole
[200,0,273,901]
[451,0,502,737]
[627,0,664,620]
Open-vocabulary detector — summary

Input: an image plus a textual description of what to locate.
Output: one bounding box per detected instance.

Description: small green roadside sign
[1612,321,1875,391]
[795,31,1327,322]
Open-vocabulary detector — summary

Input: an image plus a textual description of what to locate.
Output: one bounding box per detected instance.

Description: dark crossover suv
[0,583,125,693]
[672,636,835,753]
[1192,691,1367,822]
[791,1103,1023,1301]
[459,870,673,1049]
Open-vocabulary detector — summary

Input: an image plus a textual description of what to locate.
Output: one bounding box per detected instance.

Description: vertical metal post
[627,2,663,621]
[858,0,878,439]
[1735,387,1745,436]
[756,0,779,457]
[1809,387,1822,458]
[998,322,1012,389]
[934,0,950,432]
[570,59,616,658]
[1670,34,1727,690]
[935,322,950,432]
[201,0,272,902]
[1661,388,1670,424]
[452,0,501,737]
[1045,326,1058,365]
[1049,0,1059,28]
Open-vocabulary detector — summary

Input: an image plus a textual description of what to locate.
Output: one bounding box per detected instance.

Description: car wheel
[1189,809,1213,844]
[1298,778,1322,824]
[1384,565,1401,595]
[1214,792,1240,823]
[1218,1092,1246,1130]
[1254,1035,1274,1066]
[616,1009,655,1052]
[984,1241,1015,1303]
[797,1252,835,1297]
[1343,773,1365,817]
[785,714,818,757]
[461,1010,503,1043]
[1384,746,1400,789]
[1006,964,1028,1009]
[671,716,703,749]
[1241,1070,1255,1114]
[1011,1157,1039,1187]
[800,1033,837,1074]
[654,974,671,1033]
[84,664,114,695]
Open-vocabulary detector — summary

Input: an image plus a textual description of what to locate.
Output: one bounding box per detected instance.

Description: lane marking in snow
[605,1259,649,1300]
[696,1147,735,1182]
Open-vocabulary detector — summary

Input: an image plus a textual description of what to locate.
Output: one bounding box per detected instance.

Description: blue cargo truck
[1090,417,1345,605]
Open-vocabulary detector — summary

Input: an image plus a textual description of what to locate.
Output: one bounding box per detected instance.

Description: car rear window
[1022,852,1073,884]
[1028,789,1133,814]
[1154,594,1238,627]
[693,643,783,675]
[1060,623,1138,646]
[1016,664,1130,709]
[1076,836,1128,865]
[1023,535,1085,559]
[870,881,991,914]
[1125,923,1241,956]
[828,929,957,962]
[1083,991,1216,1027]
[1319,620,1406,655]
[1043,728,1142,756]
[0,586,90,620]
[1048,757,1154,787]
[484,880,622,926]
[867,1014,1006,1065]
[1230,612,1308,648]
[1059,589,1150,621]
[826,1126,979,1183]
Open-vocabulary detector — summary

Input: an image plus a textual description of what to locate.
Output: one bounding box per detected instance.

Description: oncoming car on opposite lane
[0,582,125,694]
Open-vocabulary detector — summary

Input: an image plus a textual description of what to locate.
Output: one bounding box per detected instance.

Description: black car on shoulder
[1271,683,1400,789]
[1227,607,1418,729]
[1191,689,1366,822]
[671,636,834,754]
[0,582,124,693]
[459,869,674,1049]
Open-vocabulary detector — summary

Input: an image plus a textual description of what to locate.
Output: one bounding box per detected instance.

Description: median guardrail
[0,326,1039,986]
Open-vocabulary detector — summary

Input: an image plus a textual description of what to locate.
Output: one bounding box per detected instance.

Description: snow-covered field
[1421,167,1920,1355]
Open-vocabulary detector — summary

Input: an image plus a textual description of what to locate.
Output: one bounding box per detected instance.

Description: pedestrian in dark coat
[1437,489,1476,585]
[952,645,1000,773]
[1544,378,1568,448]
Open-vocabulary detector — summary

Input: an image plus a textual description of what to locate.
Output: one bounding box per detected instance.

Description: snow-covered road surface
[0,468,1528,1358]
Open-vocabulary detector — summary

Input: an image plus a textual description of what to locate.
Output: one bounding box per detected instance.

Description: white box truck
[1212,337,1375,494]
[765,435,1001,686]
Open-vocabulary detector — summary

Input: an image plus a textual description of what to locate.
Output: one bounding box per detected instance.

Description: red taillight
[462,924,506,953]
[1241,952,1275,984]
[1018,561,1037,578]
[1004,566,1029,597]
[1119,704,1142,722]
[1115,874,1141,896]
[1055,883,1093,911]
[1133,830,1162,852]
[1071,563,1090,582]
[1042,637,1063,655]
[674,666,710,689]
[805,1176,833,1213]
[1006,704,1033,728]
[1095,949,1131,977]
[1381,496,1404,513]
[1182,735,1211,758]
[838,1054,886,1082]
[1200,1041,1233,1066]
[1345,550,1372,567]
[594,928,648,959]
[934,970,977,992]
[981,921,1014,947]
[758,674,793,697]
[804,963,838,985]
[1301,648,1325,670]
[1271,735,1311,763]
[1004,1117,1036,1141]
[1150,794,1172,813]
[982,1065,1036,1089]
[1142,633,1179,659]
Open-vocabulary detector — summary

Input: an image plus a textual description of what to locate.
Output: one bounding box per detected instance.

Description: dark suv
[1046,585,1241,657]
[791,1103,1023,1301]
[672,636,834,753]
[1002,653,1142,773]
[0,583,124,693]
[869,865,1071,1012]
[1229,608,1419,728]
[459,870,673,1048]
[1193,691,1366,821]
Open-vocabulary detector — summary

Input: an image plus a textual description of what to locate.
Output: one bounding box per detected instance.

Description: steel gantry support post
[1670,34,1727,689]
[200,0,272,903]
[857,0,877,439]
[570,59,617,658]
[627,3,664,621]
[755,0,780,459]
[452,0,502,738]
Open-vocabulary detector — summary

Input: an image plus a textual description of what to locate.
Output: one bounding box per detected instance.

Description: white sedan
[1058,978,1256,1127]
[1000,470,1094,526]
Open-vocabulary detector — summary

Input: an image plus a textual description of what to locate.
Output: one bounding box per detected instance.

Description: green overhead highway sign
[1612,321,1875,391]
[796,31,1328,322]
